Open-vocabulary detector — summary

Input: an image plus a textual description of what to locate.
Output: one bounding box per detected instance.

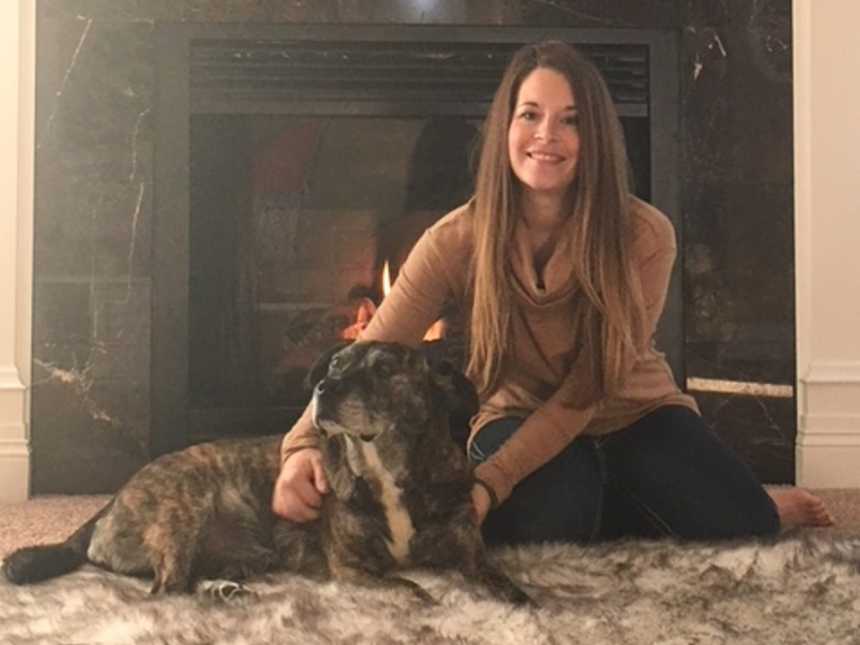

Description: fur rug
[2,534,859,645]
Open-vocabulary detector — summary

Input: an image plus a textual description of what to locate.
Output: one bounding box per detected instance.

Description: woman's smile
[525,149,567,163]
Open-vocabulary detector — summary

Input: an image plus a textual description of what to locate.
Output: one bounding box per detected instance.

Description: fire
[382,261,392,297]
[340,297,376,340]
[424,318,446,342]
[341,261,445,341]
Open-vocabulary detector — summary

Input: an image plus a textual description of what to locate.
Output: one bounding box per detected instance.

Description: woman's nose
[534,116,556,141]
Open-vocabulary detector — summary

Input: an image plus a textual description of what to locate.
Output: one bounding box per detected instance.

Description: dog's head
[306,341,477,443]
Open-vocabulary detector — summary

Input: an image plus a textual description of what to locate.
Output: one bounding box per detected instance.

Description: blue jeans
[467,406,780,545]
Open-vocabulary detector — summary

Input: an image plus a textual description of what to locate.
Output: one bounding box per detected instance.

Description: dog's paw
[196,579,257,602]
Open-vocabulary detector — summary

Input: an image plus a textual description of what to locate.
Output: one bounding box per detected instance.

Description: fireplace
[153,25,680,455]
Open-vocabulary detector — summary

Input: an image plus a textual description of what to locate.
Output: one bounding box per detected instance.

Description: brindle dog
[2,341,529,605]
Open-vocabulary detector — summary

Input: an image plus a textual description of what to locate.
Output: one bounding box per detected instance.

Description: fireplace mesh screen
[190,39,648,116]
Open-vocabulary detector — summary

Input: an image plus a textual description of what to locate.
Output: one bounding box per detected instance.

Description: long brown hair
[467,41,644,404]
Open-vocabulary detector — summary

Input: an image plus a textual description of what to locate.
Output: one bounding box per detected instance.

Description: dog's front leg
[381,573,437,604]
[438,526,533,606]
[470,558,532,606]
[328,556,436,604]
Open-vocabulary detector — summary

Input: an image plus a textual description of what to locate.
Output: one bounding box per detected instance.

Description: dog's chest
[354,442,415,564]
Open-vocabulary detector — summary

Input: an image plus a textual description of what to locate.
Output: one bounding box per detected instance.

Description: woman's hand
[471,483,492,526]
[271,448,329,522]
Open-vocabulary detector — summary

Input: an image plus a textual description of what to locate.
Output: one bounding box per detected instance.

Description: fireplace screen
[189,114,479,413]
[154,26,676,452]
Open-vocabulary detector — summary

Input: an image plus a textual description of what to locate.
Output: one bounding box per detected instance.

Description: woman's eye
[519,110,537,121]
[563,115,579,127]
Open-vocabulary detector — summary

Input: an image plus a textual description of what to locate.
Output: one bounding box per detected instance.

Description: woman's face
[507,67,580,201]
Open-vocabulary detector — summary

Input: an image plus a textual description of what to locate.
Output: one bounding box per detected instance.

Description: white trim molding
[0,0,35,503]
[0,367,31,505]
[803,362,860,385]
[796,362,860,487]
[0,367,29,503]
[793,0,860,488]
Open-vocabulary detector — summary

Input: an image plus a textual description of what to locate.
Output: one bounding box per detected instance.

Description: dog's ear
[304,342,351,392]
[427,355,479,420]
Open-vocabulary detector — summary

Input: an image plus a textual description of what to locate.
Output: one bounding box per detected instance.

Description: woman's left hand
[471,483,492,525]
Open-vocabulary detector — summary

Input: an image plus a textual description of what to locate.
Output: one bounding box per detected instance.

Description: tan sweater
[281,197,699,505]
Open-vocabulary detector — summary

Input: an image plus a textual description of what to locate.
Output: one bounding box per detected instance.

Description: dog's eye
[375,362,394,377]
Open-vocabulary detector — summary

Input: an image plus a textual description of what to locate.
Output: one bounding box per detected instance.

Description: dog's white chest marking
[359,442,415,563]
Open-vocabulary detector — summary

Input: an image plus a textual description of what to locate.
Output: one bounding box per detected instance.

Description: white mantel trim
[794,0,860,488]
[0,0,34,503]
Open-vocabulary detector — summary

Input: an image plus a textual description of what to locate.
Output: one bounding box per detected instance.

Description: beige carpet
[2,488,859,558]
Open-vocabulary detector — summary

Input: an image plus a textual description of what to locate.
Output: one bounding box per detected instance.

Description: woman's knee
[473,423,605,545]
[468,417,523,463]
[604,405,780,540]
[483,473,600,545]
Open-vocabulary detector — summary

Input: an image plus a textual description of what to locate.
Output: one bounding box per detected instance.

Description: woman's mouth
[527,151,565,163]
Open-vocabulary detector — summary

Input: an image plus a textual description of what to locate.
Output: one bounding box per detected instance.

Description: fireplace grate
[190,39,648,116]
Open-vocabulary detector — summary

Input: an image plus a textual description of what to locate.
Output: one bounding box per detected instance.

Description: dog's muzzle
[311,379,377,442]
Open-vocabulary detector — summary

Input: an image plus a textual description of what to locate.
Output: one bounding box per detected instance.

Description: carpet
[2,534,859,644]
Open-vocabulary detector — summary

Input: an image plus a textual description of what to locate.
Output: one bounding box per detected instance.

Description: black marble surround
[32,0,795,492]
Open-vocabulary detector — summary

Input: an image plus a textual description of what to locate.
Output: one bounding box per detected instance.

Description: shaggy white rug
[1,534,859,645]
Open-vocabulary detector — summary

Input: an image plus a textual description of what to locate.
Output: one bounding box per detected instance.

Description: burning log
[340,297,377,340]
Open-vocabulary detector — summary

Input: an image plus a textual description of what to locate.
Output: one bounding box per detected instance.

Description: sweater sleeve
[280,227,454,463]
[474,210,678,504]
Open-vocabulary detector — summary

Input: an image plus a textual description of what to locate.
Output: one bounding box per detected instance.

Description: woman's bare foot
[766,487,835,530]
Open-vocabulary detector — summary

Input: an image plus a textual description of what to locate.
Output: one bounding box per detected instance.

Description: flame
[342,260,445,341]
[341,297,376,340]
[382,261,392,297]
[423,319,446,342]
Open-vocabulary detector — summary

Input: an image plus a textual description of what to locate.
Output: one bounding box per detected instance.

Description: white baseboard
[796,445,860,488]
[0,436,29,502]
[0,367,30,502]
[0,367,25,390]
[797,361,860,488]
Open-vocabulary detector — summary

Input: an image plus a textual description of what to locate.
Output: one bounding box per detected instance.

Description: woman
[272,41,832,544]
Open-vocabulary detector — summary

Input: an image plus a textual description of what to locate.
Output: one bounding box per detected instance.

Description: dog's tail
[2,500,112,584]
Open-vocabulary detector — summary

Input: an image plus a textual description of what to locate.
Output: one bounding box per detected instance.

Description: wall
[794,0,860,486]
